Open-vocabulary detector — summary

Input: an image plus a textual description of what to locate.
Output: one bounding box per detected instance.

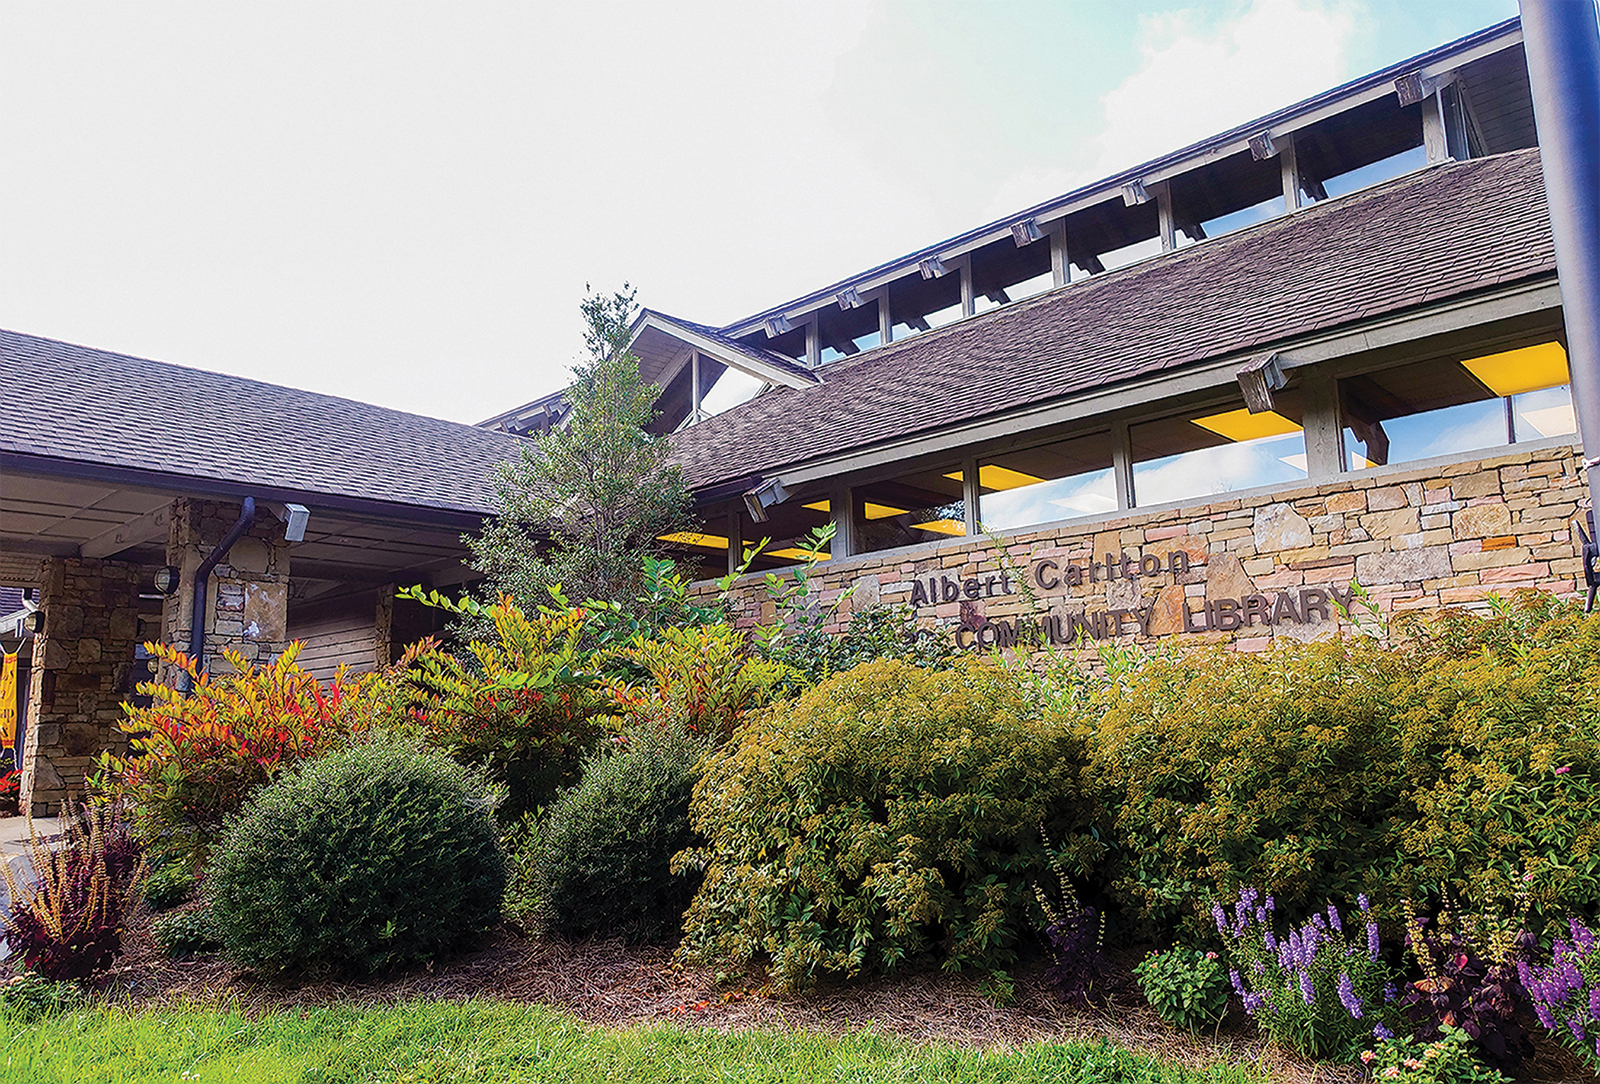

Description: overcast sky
[1,0,1517,425]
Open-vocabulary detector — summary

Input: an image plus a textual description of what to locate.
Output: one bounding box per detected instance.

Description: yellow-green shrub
[1389,593,1600,913]
[607,624,796,743]
[410,599,609,818]
[674,657,1095,990]
[1069,591,1600,938]
[1075,636,1409,939]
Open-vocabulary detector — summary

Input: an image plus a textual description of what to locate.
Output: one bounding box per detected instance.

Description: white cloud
[984,0,1360,217]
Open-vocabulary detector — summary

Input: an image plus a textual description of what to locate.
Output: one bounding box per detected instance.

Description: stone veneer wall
[721,443,1587,651]
[160,498,291,682]
[19,557,142,817]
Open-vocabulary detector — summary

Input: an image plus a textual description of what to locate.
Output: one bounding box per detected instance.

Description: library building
[0,17,1587,814]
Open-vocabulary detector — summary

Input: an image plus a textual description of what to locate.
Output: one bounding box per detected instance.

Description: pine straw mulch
[80,908,1367,1084]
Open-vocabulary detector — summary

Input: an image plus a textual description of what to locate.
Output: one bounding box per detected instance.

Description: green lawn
[0,999,1266,1084]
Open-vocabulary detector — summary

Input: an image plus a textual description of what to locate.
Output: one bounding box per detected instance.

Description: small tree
[470,286,692,606]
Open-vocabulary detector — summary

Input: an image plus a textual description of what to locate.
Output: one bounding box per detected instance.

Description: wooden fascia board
[720,26,1523,340]
[757,277,1559,490]
[633,315,818,389]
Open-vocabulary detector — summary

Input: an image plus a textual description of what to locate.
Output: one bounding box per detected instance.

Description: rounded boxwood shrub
[676,656,1094,990]
[511,726,711,943]
[207,738,505,976]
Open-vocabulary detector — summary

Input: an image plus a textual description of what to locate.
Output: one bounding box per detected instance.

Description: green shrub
[0,972,81,1019]
[769,604,957,684]
[1065,591,1600,936]
[410,600,607,820]
[1133,947,1230,1031]
[1388,593,1600,915]
[1360,1025,1512,1084]
[143,864,195,911]
[1071,635,1407,937]
[207,738,506,976]
[151,907,222,957]
[676,657,1095,990]
[509,726,711,943]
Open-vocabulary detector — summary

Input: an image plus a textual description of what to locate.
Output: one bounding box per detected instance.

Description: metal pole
[1520,0,1600,601]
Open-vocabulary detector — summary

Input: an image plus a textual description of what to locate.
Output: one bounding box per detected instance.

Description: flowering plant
[1218,887,1397,1058]
[1518,916,1600,1071]
[1134,946,1230,1031]
[1359,1025,1512,1083]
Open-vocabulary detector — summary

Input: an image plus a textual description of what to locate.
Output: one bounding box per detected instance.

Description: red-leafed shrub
[97,641,411,862]
[0,769,20,817]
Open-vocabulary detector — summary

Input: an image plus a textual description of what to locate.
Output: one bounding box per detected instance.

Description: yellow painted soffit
[1461,342,1570,397]
[912,518,966,536]
[767,547,831,561]
[1191,408,1303,443]
[944,465,1047,491]
[802,499,908,519]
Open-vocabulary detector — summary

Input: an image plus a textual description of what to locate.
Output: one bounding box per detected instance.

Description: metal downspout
[1519,0,1600,604]
[181,497,256,695]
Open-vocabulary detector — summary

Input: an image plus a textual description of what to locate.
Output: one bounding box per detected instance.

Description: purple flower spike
[1265,895,1275,912]
[1230,968,1245,997]
[1367,921,1381,963]
[1373,1023,1393,1041]
[1569,1017,1588,1044]
[1327,904,1342,933]
[1357,893,1370,912]
[1212,902,1228,936]
[1263,928,1277,954]
[1589,987,1600,1022]
[1299,969,1315,1005]
[1337,971,1363,1019]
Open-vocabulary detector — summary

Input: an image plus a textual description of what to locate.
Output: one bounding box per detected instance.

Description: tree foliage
[469,286,691,607]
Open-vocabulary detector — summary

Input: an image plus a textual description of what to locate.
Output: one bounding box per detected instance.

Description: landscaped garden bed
[8,306,1600,1082]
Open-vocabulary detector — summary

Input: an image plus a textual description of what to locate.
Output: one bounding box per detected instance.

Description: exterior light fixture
[152,565,182,596]
[764,315,795,338]
[836,287,864,310]
[1121,179,1151,206]
[1010,218,1043,246]
[918,256,947,280]
[1248,130,1278,161]
[1236,352,1288,413]
[742,477,790,522]
[20,610,43,635]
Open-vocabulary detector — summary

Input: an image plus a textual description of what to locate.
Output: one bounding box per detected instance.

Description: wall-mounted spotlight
[764,315,795,338]
[152,565,182,596]
[20,609,43,635]
[1121,179,1151,206]
[918,256,948,280]
[1010,218,1043,246]
[836,287,864,310]
[742,477,790,523]
[266,502,311,542]
[1248,130,1278,161]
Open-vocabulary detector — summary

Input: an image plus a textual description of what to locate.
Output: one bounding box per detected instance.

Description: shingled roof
[0,330,523,516]
[670,149,1556,492]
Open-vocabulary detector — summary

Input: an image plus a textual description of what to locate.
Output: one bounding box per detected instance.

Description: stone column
[18,557,142,817]
[160,499,290,684]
